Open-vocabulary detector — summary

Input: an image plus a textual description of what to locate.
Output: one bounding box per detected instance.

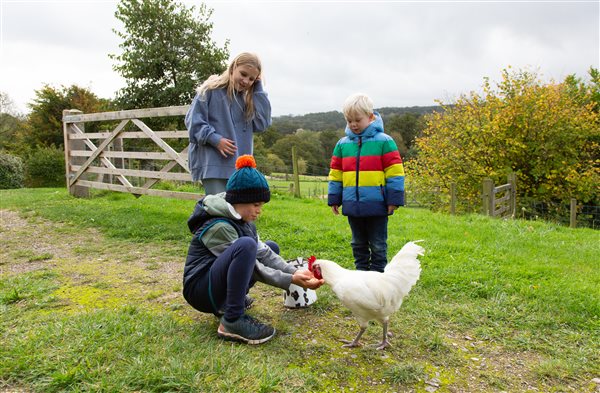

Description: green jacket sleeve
[200,222,239,255]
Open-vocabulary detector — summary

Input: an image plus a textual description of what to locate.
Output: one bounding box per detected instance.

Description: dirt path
[1,209,186,314]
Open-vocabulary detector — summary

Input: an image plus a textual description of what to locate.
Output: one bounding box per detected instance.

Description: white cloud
[1,0,598,116]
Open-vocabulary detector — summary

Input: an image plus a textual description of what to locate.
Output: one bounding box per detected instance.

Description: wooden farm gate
[62,106,199,201]
[482,173,517,219]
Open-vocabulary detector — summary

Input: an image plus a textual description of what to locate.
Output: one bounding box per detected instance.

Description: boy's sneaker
[217,314,275,344]
[244,295,254,309]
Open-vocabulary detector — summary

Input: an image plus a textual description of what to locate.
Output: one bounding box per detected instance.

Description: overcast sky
[1,0,598,117]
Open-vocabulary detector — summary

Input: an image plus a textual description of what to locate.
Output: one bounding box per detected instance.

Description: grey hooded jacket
[184,194,297,290]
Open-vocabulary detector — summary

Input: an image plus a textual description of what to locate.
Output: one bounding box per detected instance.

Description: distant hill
[272,106,441,133]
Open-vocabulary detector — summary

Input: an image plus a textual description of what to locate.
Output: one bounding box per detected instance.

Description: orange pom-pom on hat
[235,154,257,170]
[226,155,270,204]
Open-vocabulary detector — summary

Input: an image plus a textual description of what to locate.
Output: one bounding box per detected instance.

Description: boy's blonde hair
[343,93,374,119]
[196,52,263,120]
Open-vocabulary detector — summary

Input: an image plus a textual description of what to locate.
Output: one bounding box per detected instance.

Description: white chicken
[309,241,423,350]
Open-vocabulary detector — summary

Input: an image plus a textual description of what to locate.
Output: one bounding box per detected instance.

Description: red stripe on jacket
[332,151,402,172]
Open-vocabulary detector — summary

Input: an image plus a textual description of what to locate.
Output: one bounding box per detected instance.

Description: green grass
[267,175,328,198]
[1,188,599,392]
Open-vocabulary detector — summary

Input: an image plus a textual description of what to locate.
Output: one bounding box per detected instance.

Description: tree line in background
[253,109,429,178]
[1,0,598,221]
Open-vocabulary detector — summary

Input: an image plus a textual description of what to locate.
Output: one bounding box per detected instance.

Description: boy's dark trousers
[209,239,280,321]
[347,215,388,272]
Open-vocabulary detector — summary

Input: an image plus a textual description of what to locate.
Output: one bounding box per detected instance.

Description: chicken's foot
[341,327,366,348]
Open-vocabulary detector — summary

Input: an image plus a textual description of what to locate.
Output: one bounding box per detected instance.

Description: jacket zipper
[355,136,362,201]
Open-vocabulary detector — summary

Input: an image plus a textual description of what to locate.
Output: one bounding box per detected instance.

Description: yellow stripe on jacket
[341,171,385,187]
[384,163,405,177]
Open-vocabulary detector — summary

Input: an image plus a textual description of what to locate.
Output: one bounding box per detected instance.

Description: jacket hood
[344,112,384,140]
[203,193,241,219]
[187,193,241,233]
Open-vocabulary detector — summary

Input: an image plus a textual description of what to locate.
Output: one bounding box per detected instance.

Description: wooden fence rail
[62,106,199,201]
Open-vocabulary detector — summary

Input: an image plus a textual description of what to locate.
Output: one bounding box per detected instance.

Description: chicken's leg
[375,321,391,350]
[341,326,366,348]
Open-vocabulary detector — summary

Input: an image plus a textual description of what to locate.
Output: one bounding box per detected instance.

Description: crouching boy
[183,155,324,344]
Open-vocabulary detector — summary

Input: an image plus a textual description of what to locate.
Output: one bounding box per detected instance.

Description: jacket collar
[344,111,384,140]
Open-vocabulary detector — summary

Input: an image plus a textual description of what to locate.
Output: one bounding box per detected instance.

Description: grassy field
[266,175,328,199]
[1,188,599,392]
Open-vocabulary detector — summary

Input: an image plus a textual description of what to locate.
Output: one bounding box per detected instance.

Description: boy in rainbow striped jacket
[327,93,405,272]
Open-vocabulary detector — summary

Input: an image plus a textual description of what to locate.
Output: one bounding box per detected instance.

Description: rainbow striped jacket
[327,113,405,217]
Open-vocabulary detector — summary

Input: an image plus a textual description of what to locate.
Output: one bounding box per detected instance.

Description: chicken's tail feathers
[397,241,425,258]
[385,241,424,289]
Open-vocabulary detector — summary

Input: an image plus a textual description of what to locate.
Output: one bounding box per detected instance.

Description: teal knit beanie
[225,155,271,204]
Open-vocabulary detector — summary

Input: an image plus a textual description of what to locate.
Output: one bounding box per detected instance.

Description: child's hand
[217,138,237,157]
[387,205,398,214]
[331,205,340,215]
[292,270,324,289]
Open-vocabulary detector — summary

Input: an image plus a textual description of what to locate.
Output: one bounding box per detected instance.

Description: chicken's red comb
[307,255,316,271]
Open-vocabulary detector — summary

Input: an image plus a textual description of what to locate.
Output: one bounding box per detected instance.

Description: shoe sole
[217,325,275,345]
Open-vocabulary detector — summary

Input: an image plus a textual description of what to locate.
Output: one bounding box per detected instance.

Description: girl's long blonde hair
[197,52,263,120]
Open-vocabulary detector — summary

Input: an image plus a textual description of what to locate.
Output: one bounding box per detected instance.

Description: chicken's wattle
[307,256,323,280]
[313,265,323,280]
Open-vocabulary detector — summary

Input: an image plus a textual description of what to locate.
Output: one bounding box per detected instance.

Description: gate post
[482,178,494,216]
[63,109,90,198]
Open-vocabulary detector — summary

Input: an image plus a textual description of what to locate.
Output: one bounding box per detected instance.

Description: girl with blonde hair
[185,52,272,194]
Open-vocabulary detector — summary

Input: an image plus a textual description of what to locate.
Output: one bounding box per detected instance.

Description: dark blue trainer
[217,314,275,344]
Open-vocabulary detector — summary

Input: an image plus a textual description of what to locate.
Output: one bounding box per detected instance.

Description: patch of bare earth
[0,209,185,310]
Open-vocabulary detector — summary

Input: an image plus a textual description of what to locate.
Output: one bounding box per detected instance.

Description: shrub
[414,67,599,212]
[0,152,25,189]
[25,146,65,187]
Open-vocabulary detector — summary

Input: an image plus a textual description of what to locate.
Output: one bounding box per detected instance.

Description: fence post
[482,178,494,216]
[291,146,301,198]
[62,109,90,198]
[570,198,577,228]
[450,183,457,215]
[508,172,517,218]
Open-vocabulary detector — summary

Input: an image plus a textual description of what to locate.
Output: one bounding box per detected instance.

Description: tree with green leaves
[256,126,283,149]
[2,85,108,187]
[111,0,229,109]
[0,92,27,152]
[318,129,344,167]
[270,130,328,176]
[21,84,109,151]
[408,67,599,212]
[385,112,425,160]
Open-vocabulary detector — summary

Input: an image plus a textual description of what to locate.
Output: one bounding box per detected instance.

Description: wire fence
[268,175,599,230]
[521,201,600,230]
